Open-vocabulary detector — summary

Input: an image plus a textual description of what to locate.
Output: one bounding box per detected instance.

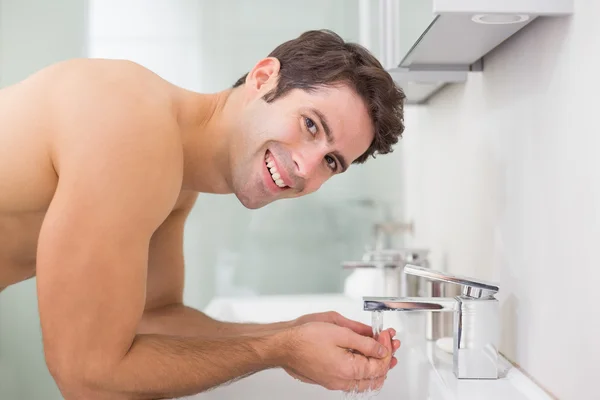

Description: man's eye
[325,155,337,171]
[305,117,318,135]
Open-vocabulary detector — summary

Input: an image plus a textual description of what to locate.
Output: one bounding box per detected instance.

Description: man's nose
[292,151,322,179]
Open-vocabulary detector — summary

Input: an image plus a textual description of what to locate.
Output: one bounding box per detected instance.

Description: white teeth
[265,152,288,188]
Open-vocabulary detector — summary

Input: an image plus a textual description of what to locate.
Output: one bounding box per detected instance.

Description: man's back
[0,58,183,290]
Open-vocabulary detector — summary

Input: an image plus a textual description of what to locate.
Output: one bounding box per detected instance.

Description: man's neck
[177,88,241,194]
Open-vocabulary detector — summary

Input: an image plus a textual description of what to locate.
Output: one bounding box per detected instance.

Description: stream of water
[341,311,384,400]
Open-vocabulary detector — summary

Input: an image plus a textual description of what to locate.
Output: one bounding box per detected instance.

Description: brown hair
[233,29,406,164]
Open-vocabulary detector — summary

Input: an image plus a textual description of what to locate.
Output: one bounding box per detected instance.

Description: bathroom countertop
[182,294,553,400]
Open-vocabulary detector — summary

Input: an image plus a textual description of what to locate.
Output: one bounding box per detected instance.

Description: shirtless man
[0,30,405,399]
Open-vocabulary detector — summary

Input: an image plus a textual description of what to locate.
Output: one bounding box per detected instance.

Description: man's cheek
[302,182,321,196]
[312,178,327,192]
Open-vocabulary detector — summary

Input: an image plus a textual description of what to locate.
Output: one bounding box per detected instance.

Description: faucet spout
[362,265,502,380]
[363,297,456,312]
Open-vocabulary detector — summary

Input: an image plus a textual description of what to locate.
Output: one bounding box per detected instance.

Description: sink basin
[204,294,372,325]
[179,294,552,400]
[186,346,437,400]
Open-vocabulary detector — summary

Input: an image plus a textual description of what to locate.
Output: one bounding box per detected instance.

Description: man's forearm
[138,303,294,337]
[75,331,287,400]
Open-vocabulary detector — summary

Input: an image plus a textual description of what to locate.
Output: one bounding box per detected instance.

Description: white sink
[180,294,551,400]
[186,347,434,400]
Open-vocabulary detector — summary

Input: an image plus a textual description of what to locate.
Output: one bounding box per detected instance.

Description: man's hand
[295,311,373,336]
[282,322,392,392]
[375,328,400,370]
[293,311,400,369]
[280,322,396,392]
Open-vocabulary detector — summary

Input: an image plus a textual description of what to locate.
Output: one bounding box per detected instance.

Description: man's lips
[265,150,294,188]
[263,152,288,192]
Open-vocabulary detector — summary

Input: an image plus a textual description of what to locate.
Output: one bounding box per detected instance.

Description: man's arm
[137,191,296,337]
[139,303,295,337]
[138,191,375,339]
[36,60,287,399]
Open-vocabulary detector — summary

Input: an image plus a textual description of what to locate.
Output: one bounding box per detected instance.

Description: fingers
[368,330,393,375]
[365,374,386,392]
[389,330,400,370]
[335,329,397,392]
[349,352,392,381]
[342,348,395,393]
[340,329,389,359]
[378,329,401,359]
[376,329,394,356]
[342,331,393,381]
[331,313,373,337]
[343,375,387,393]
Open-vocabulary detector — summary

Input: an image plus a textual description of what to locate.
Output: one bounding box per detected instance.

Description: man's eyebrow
[312,108,333,144]
[311,108,349,173]
[332,150,348,173]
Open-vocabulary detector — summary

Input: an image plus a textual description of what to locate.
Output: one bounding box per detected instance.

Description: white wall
[400,1,599,398]
[88,0,203,91]
[0,0,88,86]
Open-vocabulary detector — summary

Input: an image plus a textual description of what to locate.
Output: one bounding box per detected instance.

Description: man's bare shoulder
[43,58,174,90]
[45,59,186,218]
[45,58,183,158]
[42,58,176,109]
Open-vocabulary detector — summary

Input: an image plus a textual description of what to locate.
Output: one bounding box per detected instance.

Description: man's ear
[245,57,281,94]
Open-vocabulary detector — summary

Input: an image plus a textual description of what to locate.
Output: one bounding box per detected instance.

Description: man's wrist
[251,327,294,369]
[237,318,296,335]
[269,319,297,331]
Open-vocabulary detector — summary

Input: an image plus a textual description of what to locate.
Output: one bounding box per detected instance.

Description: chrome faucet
[342,248,431,297]
[372,221,414,250]
[364,264,500,379]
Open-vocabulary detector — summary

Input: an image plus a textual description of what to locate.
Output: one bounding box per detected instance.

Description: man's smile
[264,150,293,192]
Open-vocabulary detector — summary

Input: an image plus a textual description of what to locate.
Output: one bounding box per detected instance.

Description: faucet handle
[404,264,499,299]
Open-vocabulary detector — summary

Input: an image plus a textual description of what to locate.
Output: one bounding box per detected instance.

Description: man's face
[229,59,374,209]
